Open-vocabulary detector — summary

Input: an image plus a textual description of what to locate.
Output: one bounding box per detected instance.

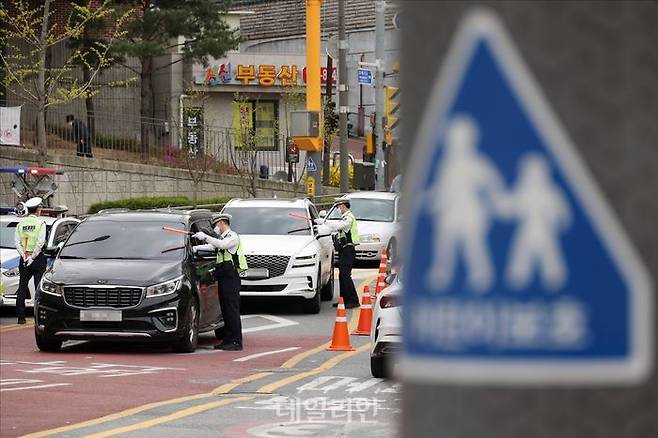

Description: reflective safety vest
[338,211,360,245]
[17,215,44,253]
[216,234,249,273]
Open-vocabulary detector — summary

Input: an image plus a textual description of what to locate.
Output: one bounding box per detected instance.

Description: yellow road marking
[85,396,253,438]
[22,273,378,438]
[257,343,371,394]
[0,322,34,333]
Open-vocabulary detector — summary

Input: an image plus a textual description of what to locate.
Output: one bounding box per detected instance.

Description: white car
[0,214,80,307]
[221,198,334,314]
[322,191,400,263]
[370,272,402,378]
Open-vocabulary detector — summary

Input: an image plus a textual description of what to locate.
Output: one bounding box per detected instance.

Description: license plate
[80,310,122,322]
[240,268,269,279]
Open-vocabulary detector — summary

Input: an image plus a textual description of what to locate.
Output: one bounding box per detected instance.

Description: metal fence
[16,106,305,181]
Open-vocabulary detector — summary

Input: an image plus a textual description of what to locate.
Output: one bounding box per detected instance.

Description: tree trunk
[83,67,96,142]
[36,0,52,166]
[140,57,154,159]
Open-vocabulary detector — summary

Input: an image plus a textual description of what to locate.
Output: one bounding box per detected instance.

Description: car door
[190,219,222,329]
[309,204,332,282]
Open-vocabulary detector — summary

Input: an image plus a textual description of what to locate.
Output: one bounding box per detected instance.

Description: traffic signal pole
[338,0,349,193]
[306,0,322,199]
[374,0,386,190]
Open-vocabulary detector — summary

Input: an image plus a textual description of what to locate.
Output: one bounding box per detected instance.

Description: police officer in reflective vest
[193,214,248,351]
[14,197,47,324]
[317,199,360,308]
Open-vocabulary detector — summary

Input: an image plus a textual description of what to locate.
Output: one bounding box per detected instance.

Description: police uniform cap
[25,197,43,208]
[211,213,232,225]
[333,198,351,208]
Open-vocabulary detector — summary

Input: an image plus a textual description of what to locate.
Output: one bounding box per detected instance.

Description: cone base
[327,345,356,351]
[352,330,370,336]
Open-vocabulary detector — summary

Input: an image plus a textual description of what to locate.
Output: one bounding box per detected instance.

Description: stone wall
[0,147,334,215]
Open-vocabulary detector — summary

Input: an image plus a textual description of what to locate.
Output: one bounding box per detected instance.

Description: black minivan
[34,209,223,353]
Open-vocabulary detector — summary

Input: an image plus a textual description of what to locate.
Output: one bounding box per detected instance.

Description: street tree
[112,0,240,157]
[0,0,130,165]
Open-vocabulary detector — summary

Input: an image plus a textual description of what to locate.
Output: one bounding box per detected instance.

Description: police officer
[317,199,360,308]
[14,197,47,324]
[193,214,248,351]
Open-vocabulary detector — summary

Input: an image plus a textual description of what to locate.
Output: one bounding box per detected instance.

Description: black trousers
[338,245,359,306]
[17,253,47,319]
[217,266,243,346]
[76,140,93,157]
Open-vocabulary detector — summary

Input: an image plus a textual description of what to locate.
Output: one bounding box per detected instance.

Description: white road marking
[241,314,299,334]
[234,347,300,362]
[0,379,71,392]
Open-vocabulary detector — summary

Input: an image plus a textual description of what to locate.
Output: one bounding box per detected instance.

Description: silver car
[321,191,401,262]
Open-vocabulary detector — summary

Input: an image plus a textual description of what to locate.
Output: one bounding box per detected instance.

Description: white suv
[221,198,334,313]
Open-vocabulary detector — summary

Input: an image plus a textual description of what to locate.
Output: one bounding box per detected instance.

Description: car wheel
[370,355,389,379]
[302,274,321,314]
[320,259,335,301]
[35,328,62,352]
[174,298,199,353]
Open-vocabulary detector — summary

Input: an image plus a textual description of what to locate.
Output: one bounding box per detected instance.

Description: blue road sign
[402,10,653,385]
[307,156,318,172]
[357,68,374,86]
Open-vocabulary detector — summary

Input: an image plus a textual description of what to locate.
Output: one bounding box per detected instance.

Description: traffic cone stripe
[337,304,345,310]
[361,304,372,309]
[335,316,348,323]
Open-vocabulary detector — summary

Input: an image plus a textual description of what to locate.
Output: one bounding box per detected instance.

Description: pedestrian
[317,199,360,308]
[14,197,47,324]
[66,114,93,158]
[193,214,248,351]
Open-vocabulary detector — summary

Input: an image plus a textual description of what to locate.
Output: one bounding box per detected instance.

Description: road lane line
[256,343,371,394]
[23,273,378,438]
[84,396,253,438]
[234,347,301,362]
[1,383,71,392]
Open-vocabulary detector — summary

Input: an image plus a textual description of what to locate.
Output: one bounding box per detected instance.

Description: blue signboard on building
[402,10,653,384]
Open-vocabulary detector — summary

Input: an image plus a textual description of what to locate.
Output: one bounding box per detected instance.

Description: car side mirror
[385,273,397,285]
[319,210,327,219]
[194,249,216,261]
[43,244,62,258]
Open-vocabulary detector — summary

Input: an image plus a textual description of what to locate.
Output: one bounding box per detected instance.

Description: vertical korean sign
[183,107,204,156]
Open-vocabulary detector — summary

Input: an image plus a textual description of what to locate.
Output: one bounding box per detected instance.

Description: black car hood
[47,259,183,287]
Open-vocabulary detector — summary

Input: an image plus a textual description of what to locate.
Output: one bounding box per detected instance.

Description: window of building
[232,100,279,151]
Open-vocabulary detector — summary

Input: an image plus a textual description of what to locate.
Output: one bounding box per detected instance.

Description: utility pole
[374,0,386,190]
[338,0,349,193]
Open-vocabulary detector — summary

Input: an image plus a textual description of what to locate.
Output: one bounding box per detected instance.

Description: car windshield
[327,198,395,222]
[223,207,311,235]
[59,219,186,260]
[1,221,52,249]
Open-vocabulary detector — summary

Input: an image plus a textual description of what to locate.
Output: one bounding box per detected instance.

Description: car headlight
[359,233,381,243]
[2,267,20,278]
[293,254,317,268]
[40,278,63,296]
[146,277,182,297]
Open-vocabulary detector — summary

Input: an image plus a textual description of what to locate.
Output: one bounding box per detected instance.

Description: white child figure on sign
[425,114,506,293]
[503,153,571,291]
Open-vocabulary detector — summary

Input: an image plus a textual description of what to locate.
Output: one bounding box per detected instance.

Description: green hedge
[87,196,232,214]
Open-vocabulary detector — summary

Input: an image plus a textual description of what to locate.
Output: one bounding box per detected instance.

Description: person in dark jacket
[67,114,93,158]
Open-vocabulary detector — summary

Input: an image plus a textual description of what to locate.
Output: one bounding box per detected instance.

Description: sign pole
[305,0,322,200]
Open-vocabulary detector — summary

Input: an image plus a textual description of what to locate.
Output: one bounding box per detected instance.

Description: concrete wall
[401,1,658,438]
[0,147,333,215]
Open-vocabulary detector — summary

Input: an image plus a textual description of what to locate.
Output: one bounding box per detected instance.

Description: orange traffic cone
[353,286,373,336]
[375,250,389,296]
[327,297,355,351]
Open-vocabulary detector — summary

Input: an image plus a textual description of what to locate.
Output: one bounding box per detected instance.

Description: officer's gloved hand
[313,218,324,225]
[192,232,209,241]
